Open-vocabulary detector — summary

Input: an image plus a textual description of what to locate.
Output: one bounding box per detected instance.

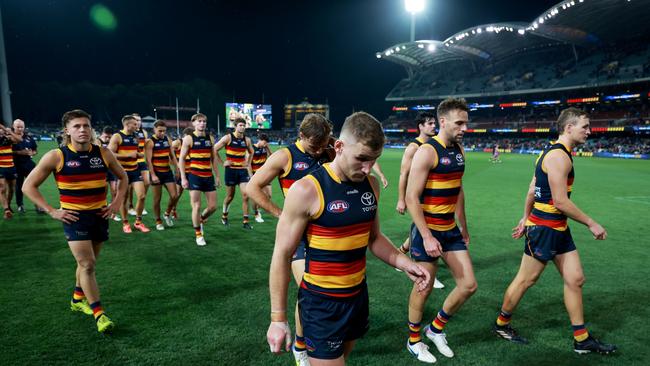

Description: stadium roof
[377,0,650,70]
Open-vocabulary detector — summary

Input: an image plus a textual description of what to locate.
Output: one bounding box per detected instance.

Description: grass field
[1,142,649,365]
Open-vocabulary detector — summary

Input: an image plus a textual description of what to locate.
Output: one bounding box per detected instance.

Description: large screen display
[226,103,272,129]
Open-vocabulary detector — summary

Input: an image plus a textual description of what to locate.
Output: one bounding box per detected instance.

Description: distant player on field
[490,144,501,163]
[493,107,617,355]
[145,120,179,230]
[22,109,127,333]
[250,133,273,223]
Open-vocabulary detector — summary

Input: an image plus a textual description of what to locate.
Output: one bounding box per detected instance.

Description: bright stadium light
[427,44,435,52]
[405,0,426,42]
[405,0,425,13]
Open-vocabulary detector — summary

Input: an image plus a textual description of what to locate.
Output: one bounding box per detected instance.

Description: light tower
[405,0,426,42]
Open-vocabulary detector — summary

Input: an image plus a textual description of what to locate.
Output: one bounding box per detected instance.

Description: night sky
[1,0,560,124]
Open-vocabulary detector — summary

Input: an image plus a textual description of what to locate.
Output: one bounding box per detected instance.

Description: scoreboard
[284,101,330,128]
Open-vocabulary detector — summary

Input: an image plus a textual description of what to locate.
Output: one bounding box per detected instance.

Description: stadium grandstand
[376,0,650,159]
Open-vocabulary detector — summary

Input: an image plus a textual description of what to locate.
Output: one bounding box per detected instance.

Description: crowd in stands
[389,40,650,98]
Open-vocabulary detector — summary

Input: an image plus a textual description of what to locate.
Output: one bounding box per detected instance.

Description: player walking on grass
[492,107,617,355]
[145,120,179,230]
[109,115,150,233]
[179,113,221,246]
[249,113,333,366]
[170,127,193,220]
[214,117,254,229]
[405,98,477,363]
[22,109,127,333]
[250,133,273,223]
[267,111,430,366]
[0,123,22,219]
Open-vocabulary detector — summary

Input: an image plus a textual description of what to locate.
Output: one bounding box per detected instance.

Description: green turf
[1,142,649,365]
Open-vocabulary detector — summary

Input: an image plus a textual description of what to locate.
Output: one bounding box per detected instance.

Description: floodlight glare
[405,0,425,14]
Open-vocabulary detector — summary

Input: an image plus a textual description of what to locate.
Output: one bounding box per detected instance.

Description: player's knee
[567,274,585,289]
[136,191,146,201]
[77,258,96,273]
[465,280,478,296]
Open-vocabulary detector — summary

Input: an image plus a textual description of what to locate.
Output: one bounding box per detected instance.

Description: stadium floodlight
[405,0,426,42]
[427,44,435,52]
[376,54,382,59]
[518,29,525,35]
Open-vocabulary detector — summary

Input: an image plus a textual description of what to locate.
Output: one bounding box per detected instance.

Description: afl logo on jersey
[294,162,309,171]
[440,157,451,165]
[327,200,349,213]
[66,160,81,168]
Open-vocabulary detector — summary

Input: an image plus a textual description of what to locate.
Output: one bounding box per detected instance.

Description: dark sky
[1,0,560,124]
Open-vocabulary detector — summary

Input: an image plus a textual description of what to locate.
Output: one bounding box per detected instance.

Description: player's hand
[403,261,431,293]
[151,175,160,184]
[181,178,189,189]
[267,321,292,354]
[223,160,231,167]
[588,222,607,240]
[396,199,406,215]
[215,176,221,188]
[461,229,470,247]
[512,218,526,239]
[100,202,120,219]
[137,152,144,158]
[423,235,443,258]
[49,208,79,224]
[380,175,389,189]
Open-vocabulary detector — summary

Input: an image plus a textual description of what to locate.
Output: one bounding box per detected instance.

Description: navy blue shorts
[299,285,369,360]
[127,170,142,184]
[63,210,109,242]
[224,167,249,186]
[291,239,307,262]
[137,161,148,172]
[524,225,576,262]
[410,224,467,262]
[106,171,116,182]
[175,173,183,186]
[152,171,175,185]
[188,173,216,192]
[15,161,35,177]
[0,166,17,180]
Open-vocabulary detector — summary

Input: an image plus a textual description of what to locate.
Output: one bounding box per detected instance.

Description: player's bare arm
[178,135,193,189]
[406,144,443,257]
[22,150,78,223]
[546,150,606,240]
[512,176,536,239]
[267,178,318,354]
[144,139,158,184]
[247,148,289,218]
[213,134,230,166]
[396,143,418,214]
[100,146,128,218]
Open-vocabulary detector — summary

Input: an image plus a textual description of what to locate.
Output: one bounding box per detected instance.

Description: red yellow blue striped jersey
[136,129,147,164]
[188,132,214,178]
[251,145,268,173]
[54,144,108,211]
[420,136,465,231]
[151,135,172,173]
[0,136,14,168]
[225,133,248,169]
[278,141,324,197]
[174,142,190,173]
[301,163,378,298]
[526,142,574,231]
[116,130,139,172]
[409,136,426,149]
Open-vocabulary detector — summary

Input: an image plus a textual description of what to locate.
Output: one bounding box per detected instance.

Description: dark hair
[415,112,435,130]
[341,111,385,151]
[102,126,114,134]
[61,109,91,128]
[182,127,194,136]
[234,117,246,126]
[437,98,469,121]
[153,120,167,128]
[258,133,269,142]
[557,107,588,134]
